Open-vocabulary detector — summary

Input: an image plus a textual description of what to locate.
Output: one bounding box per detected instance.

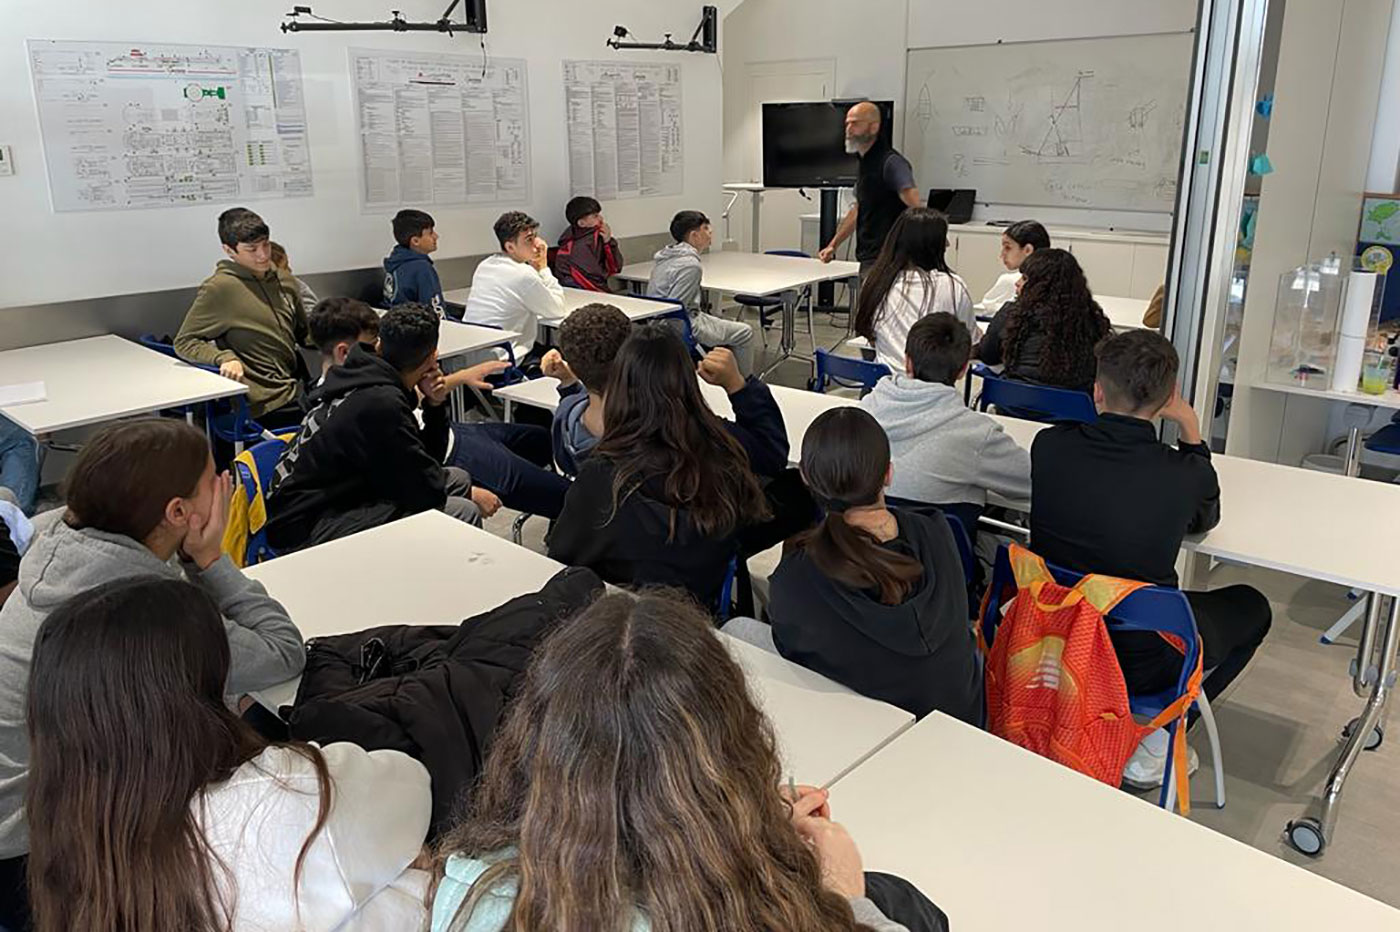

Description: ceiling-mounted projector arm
[281,1,483,34]
[606,6,717,53]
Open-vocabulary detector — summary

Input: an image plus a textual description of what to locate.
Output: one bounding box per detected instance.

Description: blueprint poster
[28,40,313,212]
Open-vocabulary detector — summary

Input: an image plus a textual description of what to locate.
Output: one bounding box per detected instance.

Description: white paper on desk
[0,382,45,405]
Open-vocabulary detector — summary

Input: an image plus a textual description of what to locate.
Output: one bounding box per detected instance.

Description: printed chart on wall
[904,34,1192,213]
[28,40,313,212]
[350,49,530,210]
[564,61,683,199]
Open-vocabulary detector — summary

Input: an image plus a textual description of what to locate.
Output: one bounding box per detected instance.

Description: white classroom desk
[247,510,912,786]
[974,294,1149,331]
[831,713,1400,931]
[0,335,247,435]
[493,376,859,467]
[617,250,861,296]
[443,286,676,324]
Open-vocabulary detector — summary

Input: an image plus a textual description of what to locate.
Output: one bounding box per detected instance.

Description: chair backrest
[812,348,891,394]
[972,365,1097,424]
[234,435,289,565]
[716,554,740,622]
[647,298,700,356]
[138,334,179,358]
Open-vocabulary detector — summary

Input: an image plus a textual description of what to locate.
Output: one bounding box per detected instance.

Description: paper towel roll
[1331,271,1378,392]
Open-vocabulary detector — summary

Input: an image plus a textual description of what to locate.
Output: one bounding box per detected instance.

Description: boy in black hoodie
[554,196,622,292]
[266,304,495,551]
[384,209,451,318]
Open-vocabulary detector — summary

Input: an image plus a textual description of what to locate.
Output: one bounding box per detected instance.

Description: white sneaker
[1122,727,1200,790]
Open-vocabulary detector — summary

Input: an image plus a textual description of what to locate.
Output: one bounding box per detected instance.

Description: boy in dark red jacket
[554,196,622,291]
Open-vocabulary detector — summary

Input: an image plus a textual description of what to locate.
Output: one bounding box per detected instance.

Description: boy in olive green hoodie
[175,208,313,425]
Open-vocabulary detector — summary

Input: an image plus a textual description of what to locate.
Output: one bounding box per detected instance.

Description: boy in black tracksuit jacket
[553,196,622,292]
[1029,330,1271,702]
[266,307,482,552]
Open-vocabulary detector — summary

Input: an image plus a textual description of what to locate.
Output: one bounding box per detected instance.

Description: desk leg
[504,399,514,424]
[1287,594,1399,856]
[1343,426,1364,477]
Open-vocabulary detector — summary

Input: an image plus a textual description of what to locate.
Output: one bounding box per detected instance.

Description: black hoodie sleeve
[724,376,789,478]
[360,394,449,513]
[546,458,616,571]
[976,302,1012,365]
[419,397,451,466]
[1178,441,1222,535]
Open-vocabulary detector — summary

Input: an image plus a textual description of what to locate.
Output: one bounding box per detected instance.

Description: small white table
[618,251,862,374]
[0,335,247,435]
[832,713,1400,931]
[974,293,1149,331]
[435,321,522,363]
[443,287,677,326]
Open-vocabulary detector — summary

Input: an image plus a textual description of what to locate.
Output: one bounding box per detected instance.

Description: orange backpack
[979,544,1202,813]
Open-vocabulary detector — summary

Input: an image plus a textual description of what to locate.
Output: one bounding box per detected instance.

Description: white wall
[0,0,733,309]
[906,0,1198,49]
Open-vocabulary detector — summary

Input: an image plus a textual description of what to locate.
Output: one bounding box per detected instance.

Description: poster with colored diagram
[1361,195,1400,245]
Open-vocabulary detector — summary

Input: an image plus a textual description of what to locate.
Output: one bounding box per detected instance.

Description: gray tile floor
[485,303,1400,907]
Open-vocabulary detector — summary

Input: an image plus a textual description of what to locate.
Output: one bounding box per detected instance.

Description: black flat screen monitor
[762,100,895,189]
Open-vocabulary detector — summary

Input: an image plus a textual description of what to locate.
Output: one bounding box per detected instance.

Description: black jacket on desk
[768,508,980,723]
[266,343,453,551]
[1029,413,1220,587]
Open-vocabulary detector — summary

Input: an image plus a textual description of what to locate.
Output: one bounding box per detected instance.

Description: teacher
[818,100,921,274]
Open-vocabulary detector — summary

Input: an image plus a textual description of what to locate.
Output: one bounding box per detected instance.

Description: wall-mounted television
[762,100,895,189]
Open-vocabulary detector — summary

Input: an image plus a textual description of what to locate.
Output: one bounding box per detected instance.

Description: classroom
[2,0,1400,928]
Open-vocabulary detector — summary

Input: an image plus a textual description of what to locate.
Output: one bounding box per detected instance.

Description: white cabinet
[947,223,1169,303]
[1068,240,1135,298]
[1128,244,1169,299]
[949,229,1006,301]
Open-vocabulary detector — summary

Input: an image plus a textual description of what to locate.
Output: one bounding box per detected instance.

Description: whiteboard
[904,34,1193,213]
[27,39,313,212]
[350,49,530,211]
[563,60,684,199]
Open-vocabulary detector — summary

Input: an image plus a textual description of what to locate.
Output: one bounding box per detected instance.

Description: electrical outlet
[0,146,12,177]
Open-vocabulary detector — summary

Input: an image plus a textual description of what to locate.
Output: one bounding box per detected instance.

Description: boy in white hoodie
[463,211,567,367]
[860,313,1031,524]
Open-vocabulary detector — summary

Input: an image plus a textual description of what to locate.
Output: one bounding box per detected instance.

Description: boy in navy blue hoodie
[384,209,451,318]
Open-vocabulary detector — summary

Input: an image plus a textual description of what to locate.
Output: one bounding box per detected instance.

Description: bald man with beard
[818,101,922,277]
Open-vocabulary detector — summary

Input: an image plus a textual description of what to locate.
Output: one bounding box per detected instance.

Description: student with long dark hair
[25,576,431,931]
[853,208,974,372]
[976,247,1111,393]
[547,326,779,608]
[430,590,946,931]
[0,419,305,929]
[979,220,1050,312]
[766,408,981,722]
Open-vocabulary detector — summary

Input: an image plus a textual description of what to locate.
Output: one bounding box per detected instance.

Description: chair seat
[734,293,784,307]
[1364,422,1400,455]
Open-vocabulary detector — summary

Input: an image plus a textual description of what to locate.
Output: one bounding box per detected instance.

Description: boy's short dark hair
[1095,329,1179,413]
[218,208,268,248]
[669,210,710,243]
[378,304,439,374]
[309,297,381,354]
[565,196,603,226]
[904,313,972,386]
[494,211,538,249]
[393,209,436,247]
[558,303,632,392]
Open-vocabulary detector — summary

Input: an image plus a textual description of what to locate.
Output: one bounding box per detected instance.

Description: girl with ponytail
[767,408,981,723]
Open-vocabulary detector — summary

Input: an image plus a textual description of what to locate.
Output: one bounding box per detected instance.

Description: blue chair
[970,363,1098,423]
[234,435,290,566]
[1364,416,1400,456]
[735,249,813,345]
[979,543,1225,811]
[139,335,272,454]
[809,348,891,394]
[647,296,703,359]
[716,554,741,623]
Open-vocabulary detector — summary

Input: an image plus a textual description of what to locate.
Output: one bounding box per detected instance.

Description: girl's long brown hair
[853,207,967,341]
[435,591,875,932]
[791,408,923,604]
[1003,247,1111,388]
[596,326,769,539]
[26,576,329,932]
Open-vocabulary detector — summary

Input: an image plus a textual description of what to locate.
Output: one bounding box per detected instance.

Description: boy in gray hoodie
[860,313,1031,521]
[0,419,305,883]
[648,210,758,375]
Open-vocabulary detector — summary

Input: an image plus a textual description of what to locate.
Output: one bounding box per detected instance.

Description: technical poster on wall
[350,49,530,210]
[563,60,683,199]
[28,39,313,212]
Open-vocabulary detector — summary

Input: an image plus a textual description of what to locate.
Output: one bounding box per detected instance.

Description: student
[1030,330,1272,783]
[975,247,1110,394]
[539,302,634,476]
[554,195,622,291]
[979,220,1050,312]
[267,304,497,552]
[26,576,431,932]
[310,299,569,520]
[0,418,40,516]
[430,589,943,932]
[0,419,306,927]
[175,207,313,427]
[860,313,1030,527]
[547,327,781,608]
[463,212,566,367]
[852,208,975,373]
[271,240,320,316]
[384,208,449,318]
[648,210,758,376]
[766,408,980,723]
